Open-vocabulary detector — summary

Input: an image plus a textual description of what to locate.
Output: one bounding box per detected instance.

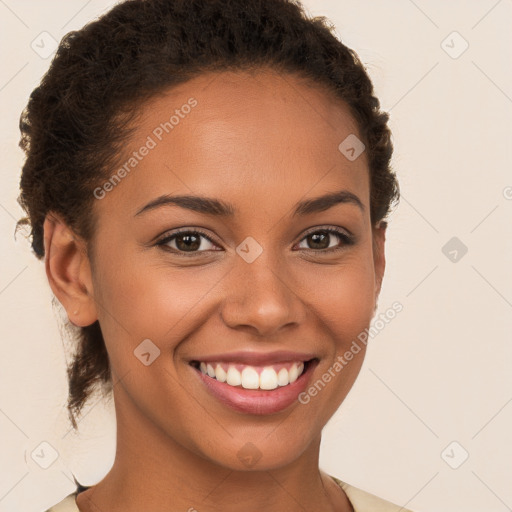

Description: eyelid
[299,224,353,239]
[293,225,354,253]
[155,227,219,252]
[155,224,354,255]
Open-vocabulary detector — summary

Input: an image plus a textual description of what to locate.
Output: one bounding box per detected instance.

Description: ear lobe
[43,212,97,327]
[372,220,387,302]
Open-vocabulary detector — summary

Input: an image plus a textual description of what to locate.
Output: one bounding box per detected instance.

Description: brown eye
[296,227,354,252]
[157,229,219,255]
[305,231,331,250]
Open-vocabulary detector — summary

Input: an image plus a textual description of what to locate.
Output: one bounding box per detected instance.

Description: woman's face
[74,69,385,470]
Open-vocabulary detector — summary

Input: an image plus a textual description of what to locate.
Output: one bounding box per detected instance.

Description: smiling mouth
[189,359,317,391]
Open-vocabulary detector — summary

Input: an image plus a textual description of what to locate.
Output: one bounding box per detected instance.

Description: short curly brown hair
[16,0,398,430]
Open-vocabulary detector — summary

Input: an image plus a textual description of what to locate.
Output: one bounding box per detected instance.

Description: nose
[220,249,306,338]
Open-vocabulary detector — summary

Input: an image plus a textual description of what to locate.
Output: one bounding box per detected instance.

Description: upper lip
[189,350,318,366]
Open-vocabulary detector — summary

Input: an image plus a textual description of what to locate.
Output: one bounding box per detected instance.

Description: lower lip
[191,360,318,415]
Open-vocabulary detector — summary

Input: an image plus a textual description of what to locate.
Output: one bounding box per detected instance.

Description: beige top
[45,477,414,512]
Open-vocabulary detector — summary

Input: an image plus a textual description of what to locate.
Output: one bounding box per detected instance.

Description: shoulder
[331,475,415,512]
[44,493,80,512]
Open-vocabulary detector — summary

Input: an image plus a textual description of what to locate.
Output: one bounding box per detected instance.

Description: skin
[44,68,386,512]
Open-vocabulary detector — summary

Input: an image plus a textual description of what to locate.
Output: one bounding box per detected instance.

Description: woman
[17,0,410,510]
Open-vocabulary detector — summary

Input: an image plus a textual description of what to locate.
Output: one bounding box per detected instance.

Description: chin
[196,427,319,472]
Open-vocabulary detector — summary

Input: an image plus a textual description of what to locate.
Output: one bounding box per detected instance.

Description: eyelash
[155,226,354,257]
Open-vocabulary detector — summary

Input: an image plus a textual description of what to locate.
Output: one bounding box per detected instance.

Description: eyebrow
[134,190,365,218]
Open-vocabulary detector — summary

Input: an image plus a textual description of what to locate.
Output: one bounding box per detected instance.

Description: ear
[372,220,387,304]
[43,212,98,327]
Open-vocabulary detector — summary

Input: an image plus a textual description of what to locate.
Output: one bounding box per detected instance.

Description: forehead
[97,68,369,218]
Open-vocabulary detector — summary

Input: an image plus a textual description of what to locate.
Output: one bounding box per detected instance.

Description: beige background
[1,1,511,511]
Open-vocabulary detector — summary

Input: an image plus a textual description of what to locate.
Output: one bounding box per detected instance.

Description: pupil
[310,231,328,249]
[177,233,200,251]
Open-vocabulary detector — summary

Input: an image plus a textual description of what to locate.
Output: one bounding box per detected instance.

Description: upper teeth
[198,362,305,390]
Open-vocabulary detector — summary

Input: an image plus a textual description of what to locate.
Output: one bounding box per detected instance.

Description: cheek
[288,253,375,428]
[297,253,376,348]
[90,248,225,358]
